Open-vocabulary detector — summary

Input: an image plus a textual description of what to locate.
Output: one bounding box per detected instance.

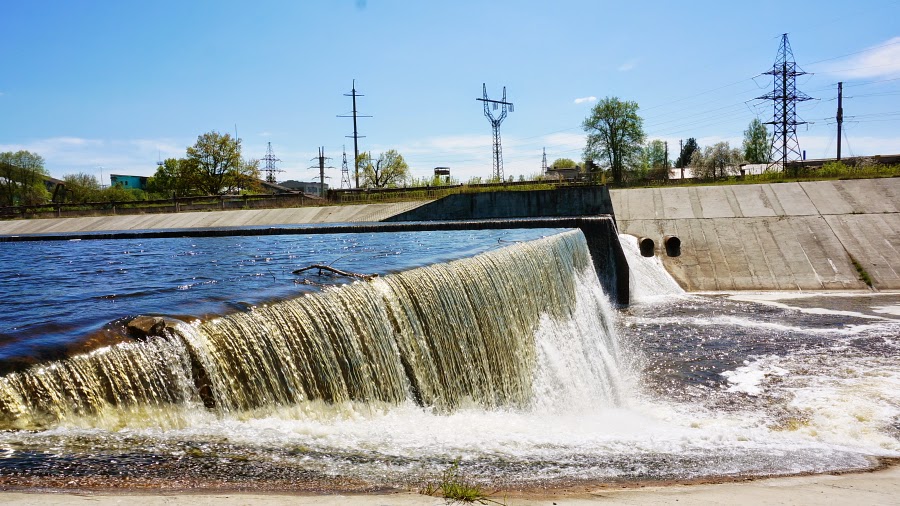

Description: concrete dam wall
[612,178,900,291]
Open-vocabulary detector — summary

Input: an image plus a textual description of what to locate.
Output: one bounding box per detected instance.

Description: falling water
[0,230,629,430]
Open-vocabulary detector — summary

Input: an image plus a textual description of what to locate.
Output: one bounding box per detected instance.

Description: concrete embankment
[3,179,898,292]
[0,201,428,235]
[612,178,900,291]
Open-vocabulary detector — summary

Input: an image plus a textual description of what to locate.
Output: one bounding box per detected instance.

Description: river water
[0,229,897,490]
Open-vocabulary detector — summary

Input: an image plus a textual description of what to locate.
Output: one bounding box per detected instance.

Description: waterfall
[0,230,629,430]
[620,234,685,303]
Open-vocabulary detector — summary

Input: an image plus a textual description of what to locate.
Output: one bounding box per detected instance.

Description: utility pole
[338,80,371,188]
[679,139,684,180]
[309,148,333,198]
[836,82,843,161]
[541,147,548,173]
[340,145,352,189]
[664,141,669,173]
[476,83,514,182]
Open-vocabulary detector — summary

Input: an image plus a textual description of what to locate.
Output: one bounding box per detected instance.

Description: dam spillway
[0,230,627,429]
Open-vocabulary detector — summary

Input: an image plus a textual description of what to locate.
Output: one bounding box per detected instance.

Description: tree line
[3,130,413,208]
[582,97,772,185]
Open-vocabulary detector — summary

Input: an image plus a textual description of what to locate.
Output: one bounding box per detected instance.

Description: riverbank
[2,463,898,505]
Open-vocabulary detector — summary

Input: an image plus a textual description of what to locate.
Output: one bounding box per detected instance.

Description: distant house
[258,180,300,194]
[279,180,329,197]
[110,174,149,190]
[545,165,582,181]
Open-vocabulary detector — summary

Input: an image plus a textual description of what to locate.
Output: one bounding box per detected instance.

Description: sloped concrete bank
[0,201,429,235]
[612,178,900,291]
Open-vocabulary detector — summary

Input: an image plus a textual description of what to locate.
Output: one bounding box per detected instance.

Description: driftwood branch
[292,264,378,281]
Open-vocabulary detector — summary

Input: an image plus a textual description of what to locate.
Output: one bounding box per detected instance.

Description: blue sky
[2,0,899,185]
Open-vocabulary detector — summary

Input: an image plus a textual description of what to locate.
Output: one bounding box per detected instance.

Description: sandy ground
[2,465,899,506]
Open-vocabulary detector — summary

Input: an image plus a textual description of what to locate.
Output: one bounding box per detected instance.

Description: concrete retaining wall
[384,186,615,222]
[612,178,900,291]
[0,201,429,236]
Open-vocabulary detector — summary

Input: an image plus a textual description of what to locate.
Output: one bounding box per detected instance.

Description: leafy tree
[63,172,102,203]
[186,131,249,195]
[551,158,577,169]
[0,150,50,206]
[675,138,698,169]
[643,140,668,169]
[358,149,409,188]
[691,142,744,180]
[582,97,645,185]
[640,140,669,180]
[98,185,141,203]
[146,158,199,197]
[743,118,771,164]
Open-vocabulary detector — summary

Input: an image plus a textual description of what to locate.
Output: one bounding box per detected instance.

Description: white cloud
[574,96,597,105]
[0,137,187,179]
[618,59,638,72]
[825,37,900,79]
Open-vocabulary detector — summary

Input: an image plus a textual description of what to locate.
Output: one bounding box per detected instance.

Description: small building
[545,166,581,181]
[110,174,149,190]
[279,180,329,197]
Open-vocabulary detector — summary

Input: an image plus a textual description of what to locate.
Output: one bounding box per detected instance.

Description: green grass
[420,462,506,505]
[849,254,874,288]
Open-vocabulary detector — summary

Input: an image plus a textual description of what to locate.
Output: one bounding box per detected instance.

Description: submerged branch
[292,264,378,281]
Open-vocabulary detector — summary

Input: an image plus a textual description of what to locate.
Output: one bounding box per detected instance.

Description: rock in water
[126,316,167,339]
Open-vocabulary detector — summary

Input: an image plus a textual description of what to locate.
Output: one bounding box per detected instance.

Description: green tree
[147,158,199,197]
[358,149,410,188]
[583,97,645,185]
[675,138,698,169]
[0,150,49,206]
[551,158,577,169]
[185,131,246,195]
[743,118,771,164]
[640,139,669,180]
[63,172,102,203]
[692,142,744,180]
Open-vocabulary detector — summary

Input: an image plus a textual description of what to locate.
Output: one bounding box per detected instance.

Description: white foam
[721,357,789,396]
[619,234,685,303]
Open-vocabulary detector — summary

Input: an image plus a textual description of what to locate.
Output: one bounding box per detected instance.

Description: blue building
[110,174,149,190]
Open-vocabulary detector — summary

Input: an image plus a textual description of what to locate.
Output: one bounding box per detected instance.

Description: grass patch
[421,462,506,505]
[849,254,874,288]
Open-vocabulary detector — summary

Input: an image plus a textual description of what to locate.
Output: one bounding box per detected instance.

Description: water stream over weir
[0,230,627,430]
[0,228,897,488]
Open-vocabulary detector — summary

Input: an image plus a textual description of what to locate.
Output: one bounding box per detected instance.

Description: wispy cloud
[574,96,597,105]
[617,59,638,72]
[0,137,187,179]
[824,36,900,79]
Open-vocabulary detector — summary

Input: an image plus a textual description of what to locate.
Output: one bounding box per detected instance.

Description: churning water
[0,228,897,490]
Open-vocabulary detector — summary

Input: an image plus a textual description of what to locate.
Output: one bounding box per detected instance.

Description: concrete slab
[695,186,736,218]
[767,182,819,216]
[731,184,778,217]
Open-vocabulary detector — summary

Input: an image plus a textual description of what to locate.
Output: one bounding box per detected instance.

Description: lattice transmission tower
[477,83,514,182]
[757,33,812,171]
[340,146,352,189]
[262,142,283,183]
